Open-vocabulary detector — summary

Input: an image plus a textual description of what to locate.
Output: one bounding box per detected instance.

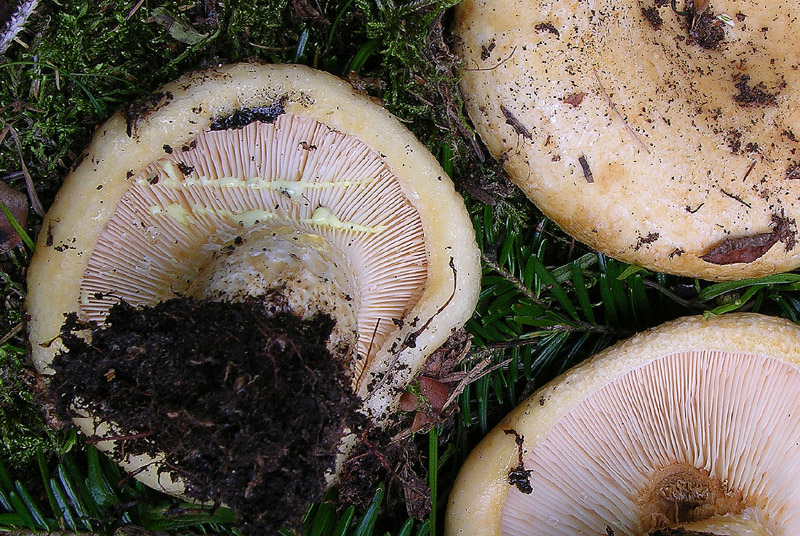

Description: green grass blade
[331,505,354,536]
[37,452,61,524]
[352,485,384,536]
[14,481,50,529]
[598,272,619,327]
[476,375,490,433]
[0,512,28,526]
[0,460,12,493]
[56,465,93,529]
[85,447,118,508]
[413,520,431,536]
[396,518,415,536]
[528,256,579,321]
[307,501,335,536]
[0,202,35,252]
[697,274,800,301]
[571,262,596,325]
[8,490,37,529]
[704,285,762,317]
[349,39,380,73]
[0,488,12,511]
[49,478,79,531]
[428,427,438,536]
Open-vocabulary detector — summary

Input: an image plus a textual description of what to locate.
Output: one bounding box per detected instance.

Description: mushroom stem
[186,227,359,372]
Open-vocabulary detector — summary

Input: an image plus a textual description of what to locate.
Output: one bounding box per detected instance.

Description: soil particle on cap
[480,41,496,61]
[689,11,725,49]
[126,91,174,137]
[534,22,559,37]
[503,429,532,494]
[51,297,363,535]
[641,6,663,30]
[634,232,660,250]
[733,75,776,107]
[787,162,800,180]
[578,155,593,183]
[176,162,195,175]
[210,99,286,131]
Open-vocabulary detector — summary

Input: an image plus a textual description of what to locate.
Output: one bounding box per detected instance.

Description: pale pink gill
[79,113,427,373]
[501,350,800,535]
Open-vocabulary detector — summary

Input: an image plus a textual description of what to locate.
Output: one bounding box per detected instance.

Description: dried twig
[592,67,651,154]
[1,120,44,216]
[0,322,22,346]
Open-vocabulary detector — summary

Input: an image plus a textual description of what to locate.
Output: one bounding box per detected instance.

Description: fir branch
[481,252,543,305]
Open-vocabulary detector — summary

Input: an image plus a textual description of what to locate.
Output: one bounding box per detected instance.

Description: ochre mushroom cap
[453,0,800,280]
[27,63,480,496]
[446,313,800,535]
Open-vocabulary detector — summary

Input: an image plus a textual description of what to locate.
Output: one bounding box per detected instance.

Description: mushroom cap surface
[27,62,481,495]
[446,313,800,535]
[454,0,800,280]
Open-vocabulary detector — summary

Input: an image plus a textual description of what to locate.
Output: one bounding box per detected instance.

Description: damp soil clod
[52,297,364,535]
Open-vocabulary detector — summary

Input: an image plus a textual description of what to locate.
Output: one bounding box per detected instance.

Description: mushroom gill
[446,314,800,535]
[79,113,427,385]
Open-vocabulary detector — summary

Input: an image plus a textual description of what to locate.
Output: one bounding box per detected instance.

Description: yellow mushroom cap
[27,62,481,496]
[446,313,800,535]
[453,0,800,280]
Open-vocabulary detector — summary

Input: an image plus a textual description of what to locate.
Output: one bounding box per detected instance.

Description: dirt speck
[733,75,776,107]
[641,7,663,30]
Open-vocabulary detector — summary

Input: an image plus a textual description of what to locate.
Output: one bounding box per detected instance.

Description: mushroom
[453,0,800,280]
[26,63,481,496]
[446,313,800,535]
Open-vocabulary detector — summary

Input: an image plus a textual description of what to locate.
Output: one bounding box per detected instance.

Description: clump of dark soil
[51,297,364,534]
[689,11,725,50]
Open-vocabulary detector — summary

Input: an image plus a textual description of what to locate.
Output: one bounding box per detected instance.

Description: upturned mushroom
[446,313,800,535]
[27,63,480,506]
[453,0,800,280]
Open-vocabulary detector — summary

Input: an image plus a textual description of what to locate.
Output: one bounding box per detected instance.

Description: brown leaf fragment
[291,0,329,25]
[500,104,532,139]
[417,376,448,412]
[701,233,779,264]
[562,92,586,107]
[699,214,798,265]
[0,181,28,254]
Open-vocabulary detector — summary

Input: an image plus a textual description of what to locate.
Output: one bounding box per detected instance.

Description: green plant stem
[428,427,438,536]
